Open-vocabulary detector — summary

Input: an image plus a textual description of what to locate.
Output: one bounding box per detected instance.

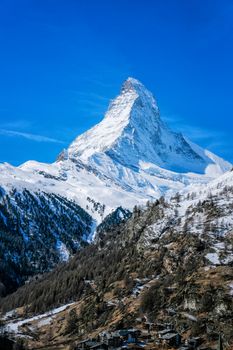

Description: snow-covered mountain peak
[67,78,231,176]
[67,77,161,162]
[121,77,142,91]
[120,77,158,109]
[121,78,158,112]
[1,77,231,227]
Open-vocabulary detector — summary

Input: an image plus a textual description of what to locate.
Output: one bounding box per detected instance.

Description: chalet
[75,339,90,349]
[155,321,174,331]
[161,332,181,347]
[98,330,124,348]
[185,337,202,349]
[99,331,110,341]
[144,321,155,332]
[118,329,141,343]
[163,322,174,330]
[158,328,174,337]
[139,330,151,341]
[135,317,142,324]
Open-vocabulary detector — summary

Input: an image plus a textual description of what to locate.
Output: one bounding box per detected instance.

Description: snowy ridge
[0,77,231,225]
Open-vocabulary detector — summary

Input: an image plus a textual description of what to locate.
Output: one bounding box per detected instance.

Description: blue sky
[0,0,232,165]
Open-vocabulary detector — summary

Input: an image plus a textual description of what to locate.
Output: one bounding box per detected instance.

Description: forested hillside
[0,188,92,295]
[1,182,232,348]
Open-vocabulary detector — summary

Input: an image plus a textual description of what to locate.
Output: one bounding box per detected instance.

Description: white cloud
[0,129,65,144]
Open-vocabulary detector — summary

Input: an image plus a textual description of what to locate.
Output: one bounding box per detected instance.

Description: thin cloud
[178,125,223,140]
[82,77,116,88]
[162,114,224,140]
[0,129,65,144]
[75,98,108,109]
[1,120,32,130]
[71,90,110,102]
[70,90,111,110]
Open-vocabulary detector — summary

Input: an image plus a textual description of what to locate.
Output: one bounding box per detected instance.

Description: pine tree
[65,309,79,335]
[217,334,223,350]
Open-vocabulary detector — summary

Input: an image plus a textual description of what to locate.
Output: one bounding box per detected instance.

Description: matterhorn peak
[120,77,159,112]
[121,77,146,93]
[67,78,231,176]
[68,77,161,161]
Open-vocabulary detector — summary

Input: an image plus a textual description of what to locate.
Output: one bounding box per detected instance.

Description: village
[0,269,229,350]
[72,276,226,350]
[73,320,224,350]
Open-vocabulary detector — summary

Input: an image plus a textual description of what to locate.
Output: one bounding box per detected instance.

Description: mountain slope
[0,187,92,295]
[0,77,231,295]
[1,170,233,349]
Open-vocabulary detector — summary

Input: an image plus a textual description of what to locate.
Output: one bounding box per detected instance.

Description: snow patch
[56,240,70,262]
[205,253,220,265]
[4,303,75,334]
